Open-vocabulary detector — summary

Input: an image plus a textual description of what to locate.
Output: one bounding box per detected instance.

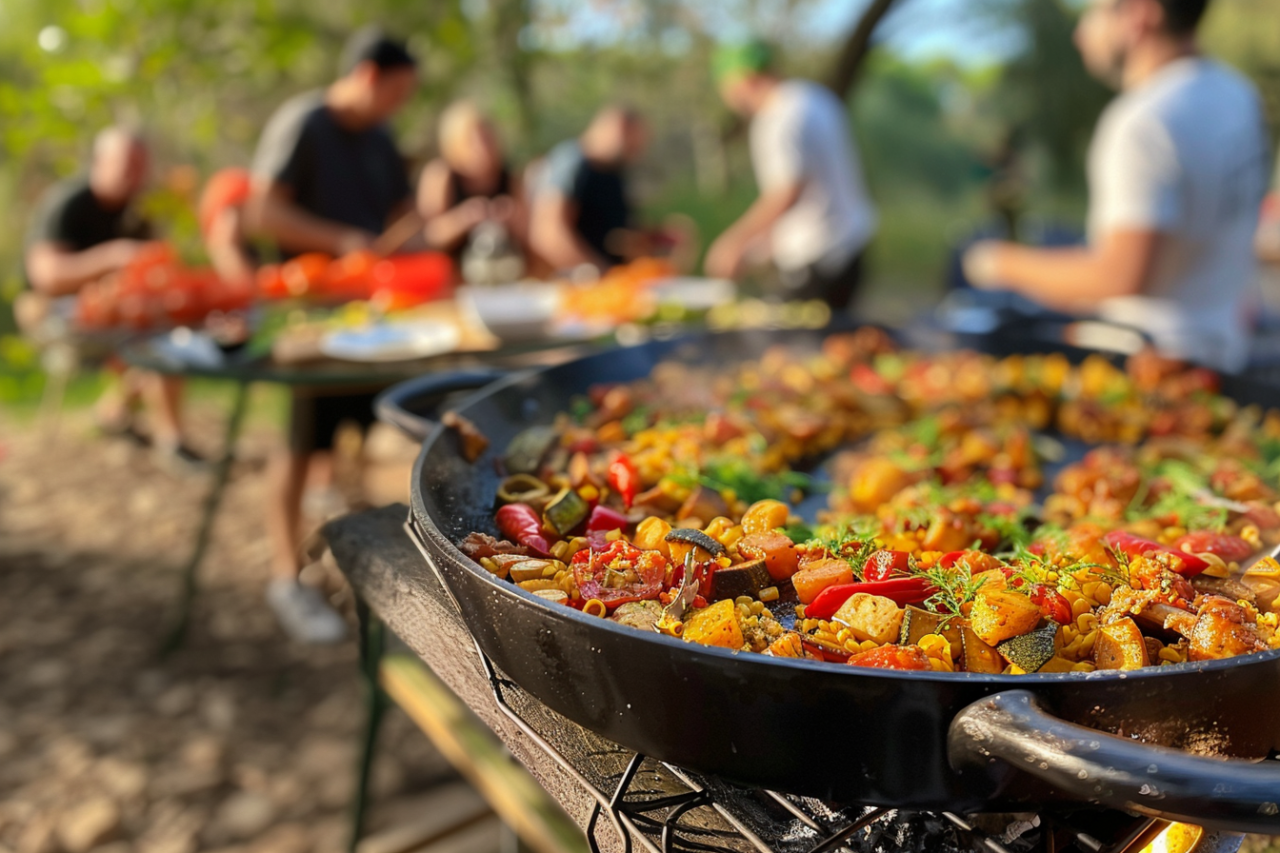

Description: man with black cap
[706,39,878,313]
[248,26,418,643]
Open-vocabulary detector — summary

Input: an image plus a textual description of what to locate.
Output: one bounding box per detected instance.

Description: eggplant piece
[960,626,1004,674]
[711,559,772,601]
[899,605,962,649]
[505,426,558,475]
[544,489,589,536]
[663,528,728,559]
[996,624,1060,673]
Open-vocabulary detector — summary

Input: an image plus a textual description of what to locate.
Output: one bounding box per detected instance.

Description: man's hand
[705,232,747,280]
[961,240,1008,291]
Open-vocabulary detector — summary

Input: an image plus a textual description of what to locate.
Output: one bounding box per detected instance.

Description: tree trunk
[827,0,903,100]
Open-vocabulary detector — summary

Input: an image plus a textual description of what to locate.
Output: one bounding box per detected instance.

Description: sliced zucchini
[996,624,1060,673]
[505,426,557,475]
[544,489,589,536]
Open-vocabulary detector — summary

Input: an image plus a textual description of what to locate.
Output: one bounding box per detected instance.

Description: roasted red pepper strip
[804,577,935,621]
[585,505,630,533]
[608,453,640,509]
[862,549,910,582]
[1103,530,1209,577]
[495,503,551,557]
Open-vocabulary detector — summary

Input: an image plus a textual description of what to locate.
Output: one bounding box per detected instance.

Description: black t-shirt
[544,140,631,266]
[25,176,151,254]
[252,91,411,248]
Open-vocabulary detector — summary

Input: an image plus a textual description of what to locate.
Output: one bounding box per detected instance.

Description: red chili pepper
[585,505,630,533]
[1174,531,1254,563]
[862,549,910,582]
[608,453,640,509]
[495,503,551,557]
[1103,530,1208,577]
[804,577,935,621]
[571,539,666,609]
[1030,584,1072,625]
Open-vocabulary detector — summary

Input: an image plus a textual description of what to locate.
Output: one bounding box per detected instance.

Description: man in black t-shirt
[247,27,418,643]
[21,128,199,469]
[530,106,648,272]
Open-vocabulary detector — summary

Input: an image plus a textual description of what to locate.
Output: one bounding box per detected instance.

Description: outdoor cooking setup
[333,323,1280,853]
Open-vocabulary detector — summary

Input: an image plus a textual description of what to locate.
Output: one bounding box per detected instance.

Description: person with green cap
[705,39,877,312]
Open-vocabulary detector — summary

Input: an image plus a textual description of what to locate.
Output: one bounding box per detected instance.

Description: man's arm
[705,181,804,280]
[24,239,146,297]
[244,179,372,257]
[529,191,608,272]
[417,160,489,252]
[964,229,1163,311]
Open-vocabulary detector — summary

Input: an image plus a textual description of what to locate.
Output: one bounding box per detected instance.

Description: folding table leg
[159,380,250,655]
[349,597,387,853]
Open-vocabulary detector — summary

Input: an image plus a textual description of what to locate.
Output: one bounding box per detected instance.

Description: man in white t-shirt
[964,0,1270,371]
[705,40,878,312]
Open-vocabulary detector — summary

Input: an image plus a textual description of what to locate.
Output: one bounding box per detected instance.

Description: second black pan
[401,329,1280,832]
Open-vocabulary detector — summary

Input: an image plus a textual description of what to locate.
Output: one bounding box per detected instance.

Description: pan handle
[948,689,1280,834]
[374,368,507,441]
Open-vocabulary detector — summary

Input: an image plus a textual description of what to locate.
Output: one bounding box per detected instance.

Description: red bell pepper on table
[804,577,936,621]
[496,503,552,557]
[1103,530,1209,577]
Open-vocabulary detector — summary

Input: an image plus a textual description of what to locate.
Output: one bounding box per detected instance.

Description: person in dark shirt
[21,128,201,470]
[246,27,418,643]
[530,106,648,272]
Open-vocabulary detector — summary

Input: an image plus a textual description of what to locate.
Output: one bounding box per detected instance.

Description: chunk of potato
[683,599,745,649]
[970,589,1043,646]
[1093,617,1151,670]
[831,594,905,645]
[792,559,854,605]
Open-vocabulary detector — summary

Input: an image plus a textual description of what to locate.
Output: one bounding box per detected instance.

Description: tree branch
[827,0,904,99]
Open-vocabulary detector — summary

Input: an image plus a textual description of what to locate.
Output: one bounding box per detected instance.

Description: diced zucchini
[505,426,558,475]
[997,624,1060,673]
[544,489,589,536]
[1093,617,1150,670]
[900,605,963,648]
[711,560,772,601]
[831,594,904,645]
[960,626,1004,674]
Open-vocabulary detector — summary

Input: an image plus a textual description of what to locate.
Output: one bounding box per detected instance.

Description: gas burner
[473,638,1241,853]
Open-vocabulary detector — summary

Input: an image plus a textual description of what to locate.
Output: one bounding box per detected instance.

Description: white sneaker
[266,579,347,644]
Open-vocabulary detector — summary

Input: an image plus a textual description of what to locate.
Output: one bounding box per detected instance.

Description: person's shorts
[288,391,379,453]
[779,249,866,312]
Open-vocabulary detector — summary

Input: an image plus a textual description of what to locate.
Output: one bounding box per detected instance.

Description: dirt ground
[0,404,458,853]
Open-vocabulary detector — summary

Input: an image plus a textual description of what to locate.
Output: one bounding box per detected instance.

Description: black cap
[339,25,416,77]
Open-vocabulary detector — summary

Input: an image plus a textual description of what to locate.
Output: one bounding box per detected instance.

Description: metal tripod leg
[159,380,250,655]
[349,597,387,853]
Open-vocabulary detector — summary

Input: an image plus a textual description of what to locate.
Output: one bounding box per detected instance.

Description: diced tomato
[572,540,667,609]
[847,645,931,671]
[1030,584,1072,625]
[862,549,910,582]
[1175,531,1255,563]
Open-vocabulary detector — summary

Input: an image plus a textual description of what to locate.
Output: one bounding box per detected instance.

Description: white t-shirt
[1087,58,1269,371]
[750,80,878,273]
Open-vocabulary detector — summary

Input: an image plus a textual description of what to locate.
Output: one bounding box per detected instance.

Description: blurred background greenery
[1,0,1278,411]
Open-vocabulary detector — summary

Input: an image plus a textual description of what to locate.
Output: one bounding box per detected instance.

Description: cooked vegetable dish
[457,330,1280,673]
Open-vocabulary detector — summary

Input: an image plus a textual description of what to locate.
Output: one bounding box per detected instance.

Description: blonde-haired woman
[417,101,526,259]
